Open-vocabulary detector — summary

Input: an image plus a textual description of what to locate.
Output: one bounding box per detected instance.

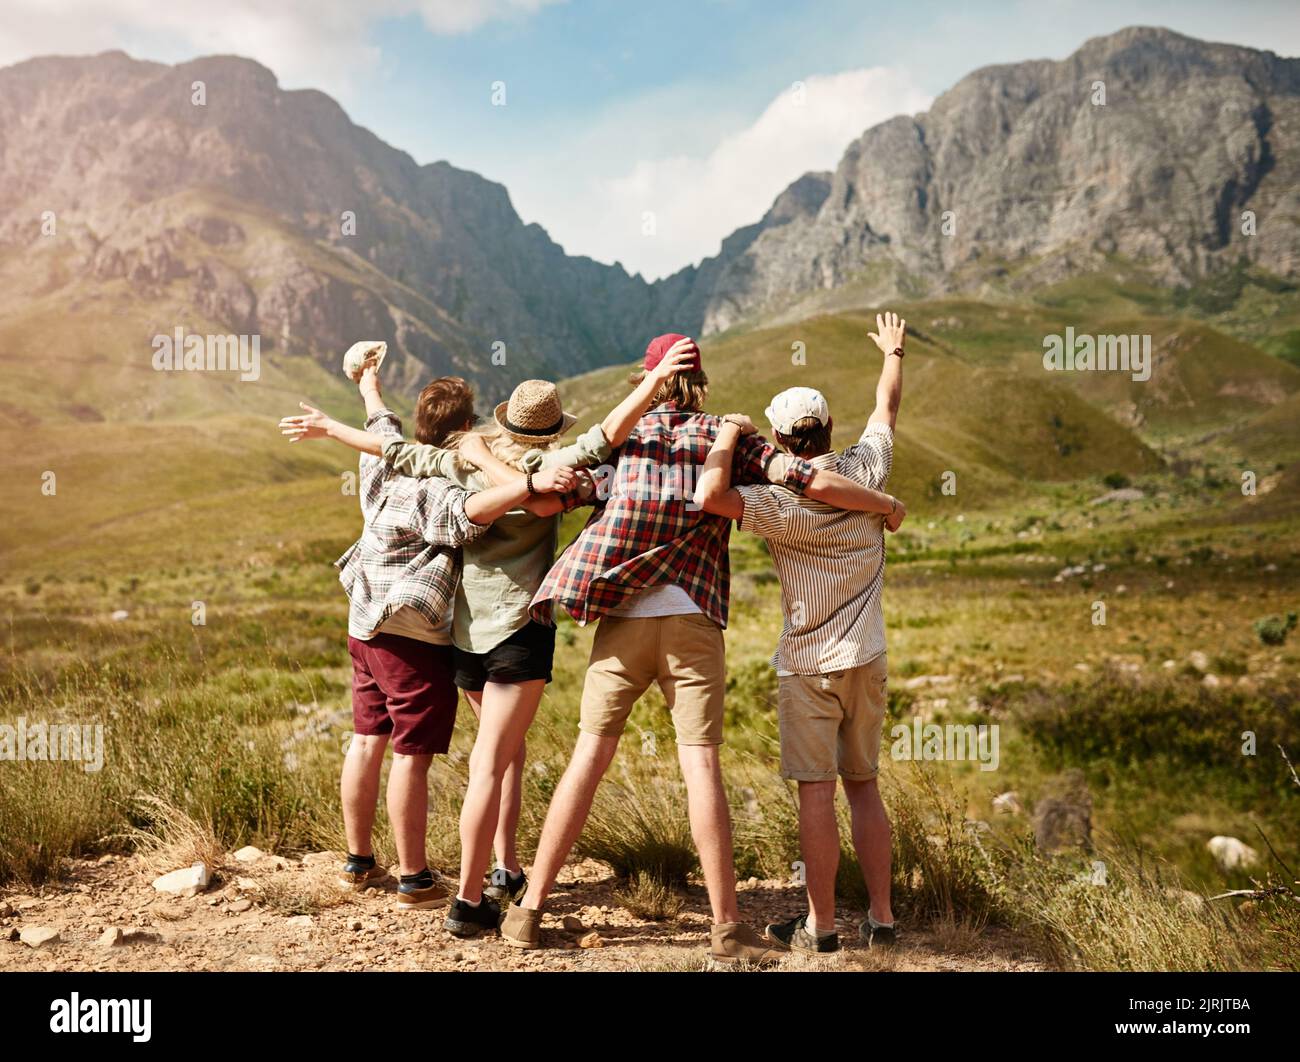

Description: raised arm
[600,338,700,447]
[866,311,905,430]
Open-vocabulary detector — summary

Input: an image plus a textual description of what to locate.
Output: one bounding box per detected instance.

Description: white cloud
[0,0,563,101]
[513,68,932,279]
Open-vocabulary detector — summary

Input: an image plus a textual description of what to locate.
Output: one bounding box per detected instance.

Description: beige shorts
[579,613,726,746]
[777,655,888,782]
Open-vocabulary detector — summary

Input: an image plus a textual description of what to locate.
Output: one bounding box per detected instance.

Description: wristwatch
[890,346,905,358]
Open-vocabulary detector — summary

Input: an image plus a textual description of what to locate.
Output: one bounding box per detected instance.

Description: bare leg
[387,751,434,876]
[676,743,741,924]
[518,730,620,910]
[795,779,840,930]
[843,777,893,924]
[464,689,526,874]
[457,680,544,902]
[341,733,389,857]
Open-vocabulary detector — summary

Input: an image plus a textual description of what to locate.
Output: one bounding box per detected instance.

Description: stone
[347,919,364,932]
[578,930,603,949]
[301,851,336,866]
[286,915,314,929]
[152,863,210,898]
[1206,836,1258,872]
[227,898,253,914]
[233,846,264,863]
[19,926,60,948]
[235,877,261,893]
[1032,771,1092,853]
[561,915,585,934]
[1187,651,1210,672]
[992,791,1023,815]
[97,927,123,948]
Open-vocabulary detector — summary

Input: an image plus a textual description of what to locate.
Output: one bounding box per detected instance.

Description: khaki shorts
[579,613,726,746]
[777,655,888,782]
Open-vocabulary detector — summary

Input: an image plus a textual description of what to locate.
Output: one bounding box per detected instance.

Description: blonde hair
[448,421,561,472]
[626,368,709,412]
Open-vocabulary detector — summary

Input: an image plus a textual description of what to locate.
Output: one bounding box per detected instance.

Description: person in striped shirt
[693,311,909,956]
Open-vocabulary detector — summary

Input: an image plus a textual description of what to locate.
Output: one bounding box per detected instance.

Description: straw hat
[342,340,387,381]
[493,379,577,443]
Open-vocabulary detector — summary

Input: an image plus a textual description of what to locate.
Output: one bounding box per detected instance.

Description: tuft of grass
[578,760,697,886]
[613,871,684,922]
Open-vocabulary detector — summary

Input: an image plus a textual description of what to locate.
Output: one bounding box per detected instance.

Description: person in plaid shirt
[282,361,575,910]
[503,334,901,963]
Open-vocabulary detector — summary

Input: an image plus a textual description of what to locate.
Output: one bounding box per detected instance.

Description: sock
[400,868,433,888]
[347,852,375,868]
[456,895,481,908]
[806,914,835,938]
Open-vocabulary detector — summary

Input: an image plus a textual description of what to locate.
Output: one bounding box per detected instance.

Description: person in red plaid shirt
[503,334,898,963]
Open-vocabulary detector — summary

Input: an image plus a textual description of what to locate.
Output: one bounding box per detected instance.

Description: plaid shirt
[530,403,816,628]
[335,408,487,638]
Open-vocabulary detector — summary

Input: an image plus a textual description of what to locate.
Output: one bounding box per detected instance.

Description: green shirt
[382,423,611,653]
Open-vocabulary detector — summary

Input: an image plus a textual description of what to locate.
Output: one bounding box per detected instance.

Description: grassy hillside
[2,290,1297,972]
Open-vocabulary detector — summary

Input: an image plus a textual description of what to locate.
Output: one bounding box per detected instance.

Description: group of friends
[277,312,908,964]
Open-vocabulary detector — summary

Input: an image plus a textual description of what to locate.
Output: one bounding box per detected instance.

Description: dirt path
[1,852,1047,972]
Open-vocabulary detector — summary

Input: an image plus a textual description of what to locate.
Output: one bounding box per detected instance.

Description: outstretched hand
[279,403,332,443]
[868,311,906,356]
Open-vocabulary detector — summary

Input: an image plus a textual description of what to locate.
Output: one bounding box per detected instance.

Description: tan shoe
[500,901,542,949]
[338,861,389,892]
[710,921,788,965]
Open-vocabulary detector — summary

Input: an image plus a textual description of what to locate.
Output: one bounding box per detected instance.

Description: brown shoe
[338,860,389,892]
[710,921,788,965]
[500,901,542,949]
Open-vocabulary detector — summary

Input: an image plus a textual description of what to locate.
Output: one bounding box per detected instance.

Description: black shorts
[453,620,556,691]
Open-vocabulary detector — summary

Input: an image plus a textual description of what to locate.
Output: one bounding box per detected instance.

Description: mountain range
[1,25,1298,419]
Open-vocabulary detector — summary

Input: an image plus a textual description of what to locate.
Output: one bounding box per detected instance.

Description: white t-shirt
[607,583,702,619]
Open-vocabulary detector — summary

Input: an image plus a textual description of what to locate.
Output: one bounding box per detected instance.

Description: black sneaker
[859,914,898,948]
[483,867,527,902]
[444,896,502,938]
[765,915,839,955]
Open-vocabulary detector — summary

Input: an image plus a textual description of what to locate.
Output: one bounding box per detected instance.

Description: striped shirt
[735,424,893,675]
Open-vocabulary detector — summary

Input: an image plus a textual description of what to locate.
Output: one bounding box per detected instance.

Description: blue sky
[4,0,1299,277]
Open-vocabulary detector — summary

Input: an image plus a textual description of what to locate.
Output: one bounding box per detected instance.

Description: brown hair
[415,376,475,446]
[626,368,710,413]
[776,416,833,459]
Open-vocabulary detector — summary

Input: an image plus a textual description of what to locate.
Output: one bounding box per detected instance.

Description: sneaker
[710,921,787,966]
[338,858,388,892]
[859,913,898,948]
[765,914,839,955]
[444,896,502,938]
[396,873,451,911]
[500,901,542,949]
[484,867,528,902]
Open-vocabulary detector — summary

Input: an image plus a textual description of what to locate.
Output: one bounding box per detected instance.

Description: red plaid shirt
[530,403,815,628]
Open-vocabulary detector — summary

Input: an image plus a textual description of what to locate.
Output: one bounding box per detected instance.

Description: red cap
[644,333,701,373]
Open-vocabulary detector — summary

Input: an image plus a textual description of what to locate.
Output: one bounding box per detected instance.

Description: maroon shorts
[347,634,458,756]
